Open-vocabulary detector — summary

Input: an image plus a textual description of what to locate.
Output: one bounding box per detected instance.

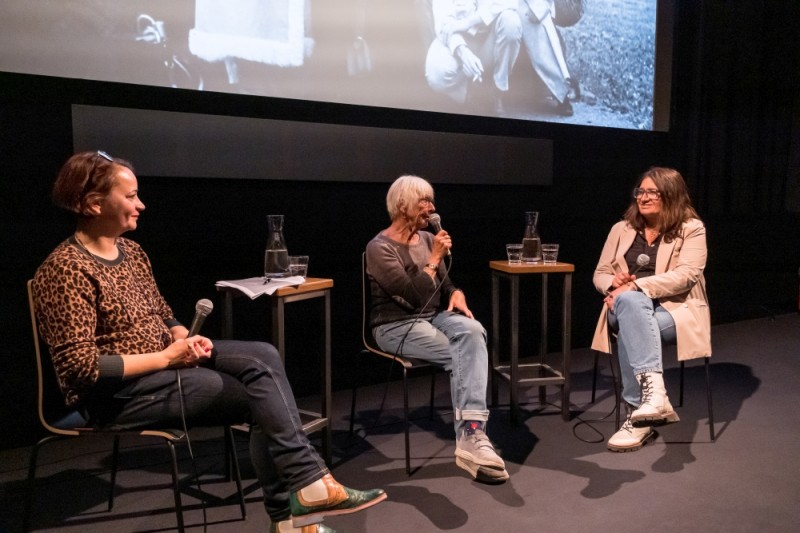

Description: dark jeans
[86,340,328,521]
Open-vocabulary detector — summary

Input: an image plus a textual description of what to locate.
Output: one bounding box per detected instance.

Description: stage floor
[2,313,798,532]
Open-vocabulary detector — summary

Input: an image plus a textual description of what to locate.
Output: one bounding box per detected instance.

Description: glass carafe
[521,211,542,263]
[264,214,289,279]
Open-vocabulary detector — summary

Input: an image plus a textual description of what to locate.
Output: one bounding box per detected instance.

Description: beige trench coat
[591,218,712,361]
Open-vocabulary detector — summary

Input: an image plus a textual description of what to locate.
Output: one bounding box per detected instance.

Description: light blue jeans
[373,311,490,436]
[607,291,677,407]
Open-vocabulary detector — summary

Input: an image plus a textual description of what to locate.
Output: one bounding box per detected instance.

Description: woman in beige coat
[591,167,711,452]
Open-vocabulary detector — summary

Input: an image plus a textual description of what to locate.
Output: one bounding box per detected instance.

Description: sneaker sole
[455,456,509,482]
[630,411,680,428]
[607,431,656,453]
[292,492,388,527]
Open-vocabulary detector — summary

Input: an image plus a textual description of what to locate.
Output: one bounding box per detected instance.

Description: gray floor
[2,313,798,532]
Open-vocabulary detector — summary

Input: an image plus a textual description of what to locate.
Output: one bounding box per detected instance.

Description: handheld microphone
[427,213,451,256]
[187,299,213,337]
[630,254,650,276]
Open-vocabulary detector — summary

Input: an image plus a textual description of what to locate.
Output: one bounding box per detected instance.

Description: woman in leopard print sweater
[32,151,386,533]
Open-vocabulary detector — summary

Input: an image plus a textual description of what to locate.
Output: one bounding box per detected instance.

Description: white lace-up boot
[607,404,654,452]
[630,372,680,427]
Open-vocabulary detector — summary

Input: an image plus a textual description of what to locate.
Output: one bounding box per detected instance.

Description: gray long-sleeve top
[366,231,459,328]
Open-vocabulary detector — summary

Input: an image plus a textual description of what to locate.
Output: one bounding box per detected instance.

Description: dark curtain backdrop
[667,0,800,328]
[2,0,799,449]
[672,1,800,214]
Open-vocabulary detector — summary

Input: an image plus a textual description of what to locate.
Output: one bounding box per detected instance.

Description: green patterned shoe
[290,474,387,527]
[269,521,340,533]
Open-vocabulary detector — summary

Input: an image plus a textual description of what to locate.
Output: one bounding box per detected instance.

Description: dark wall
[2,0,799,449]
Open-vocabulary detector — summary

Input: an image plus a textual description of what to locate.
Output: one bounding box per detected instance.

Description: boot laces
[639,374,655,403]
[624,406,637,433]
[620,404,636,434]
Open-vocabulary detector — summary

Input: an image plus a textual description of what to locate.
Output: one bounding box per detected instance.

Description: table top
[273,277,333,296]
[489,260,575,274]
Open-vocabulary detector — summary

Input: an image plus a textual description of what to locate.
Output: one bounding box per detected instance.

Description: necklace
[73,233,119,262]
[642,226,660,247]
[73,232,95,257]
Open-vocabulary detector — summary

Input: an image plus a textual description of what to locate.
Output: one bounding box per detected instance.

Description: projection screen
[0,0,673,131]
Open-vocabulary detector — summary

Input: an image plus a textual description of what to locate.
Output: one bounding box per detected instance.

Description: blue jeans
[607,291,677,407]
[373,311,490,436]
[85,340,328,522]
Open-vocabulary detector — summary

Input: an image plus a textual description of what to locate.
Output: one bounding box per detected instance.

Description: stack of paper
[215,276,306,299]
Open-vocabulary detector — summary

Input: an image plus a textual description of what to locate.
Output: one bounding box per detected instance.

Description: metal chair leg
[705,358,715,441]
[403,367,411,476]
[225,426,247,519]
[679,358,715,441]
[611,353,622,429]
[165,440,184,532]
[22,436,57,532]
[428,371,436,420]
[349,385,358,436]
[109,435,120,510]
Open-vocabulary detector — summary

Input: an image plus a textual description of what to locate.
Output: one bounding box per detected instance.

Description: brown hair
[52,151,134,216]
[622,167,700,242]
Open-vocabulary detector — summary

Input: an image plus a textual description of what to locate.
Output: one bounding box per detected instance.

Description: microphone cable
[176,358,210,531]
[173,298,214,530]
[570,356,622,443]
[357,252,454,438]
[394,252,453,358]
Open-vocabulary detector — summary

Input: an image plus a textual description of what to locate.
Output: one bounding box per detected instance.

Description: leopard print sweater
[33,237,180,407]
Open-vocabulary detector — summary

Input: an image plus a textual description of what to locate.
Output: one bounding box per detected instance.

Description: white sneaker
[455,429,509,481]
[608,417,654,452]
[630,372,680,427]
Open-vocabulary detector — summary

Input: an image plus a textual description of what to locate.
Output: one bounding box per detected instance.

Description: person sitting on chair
[591,167,711,453]
[32,151,387,533]
[425,0,522,114]
[365,174,509,482]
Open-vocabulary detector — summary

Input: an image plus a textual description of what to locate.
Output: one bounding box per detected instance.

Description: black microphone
[428,213,451,256]
[629,254,650,276]
[187,299,213,337]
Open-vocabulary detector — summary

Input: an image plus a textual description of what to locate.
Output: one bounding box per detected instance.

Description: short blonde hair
[386,175,434,220]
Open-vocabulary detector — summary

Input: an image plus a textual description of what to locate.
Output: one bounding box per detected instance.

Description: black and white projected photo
[0,0,671,131]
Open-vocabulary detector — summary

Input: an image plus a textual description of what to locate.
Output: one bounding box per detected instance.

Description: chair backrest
[27,279,88,435]
[361,252,382,354]
[361,252,420,368]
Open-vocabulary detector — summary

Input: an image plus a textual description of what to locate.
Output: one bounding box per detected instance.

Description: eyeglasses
[80,150,114,199]
[633,187,661,200]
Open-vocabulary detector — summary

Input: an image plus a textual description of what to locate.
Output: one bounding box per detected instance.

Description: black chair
[591,332,715,441]
[24,280,246,532]
[349,252,444,475]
